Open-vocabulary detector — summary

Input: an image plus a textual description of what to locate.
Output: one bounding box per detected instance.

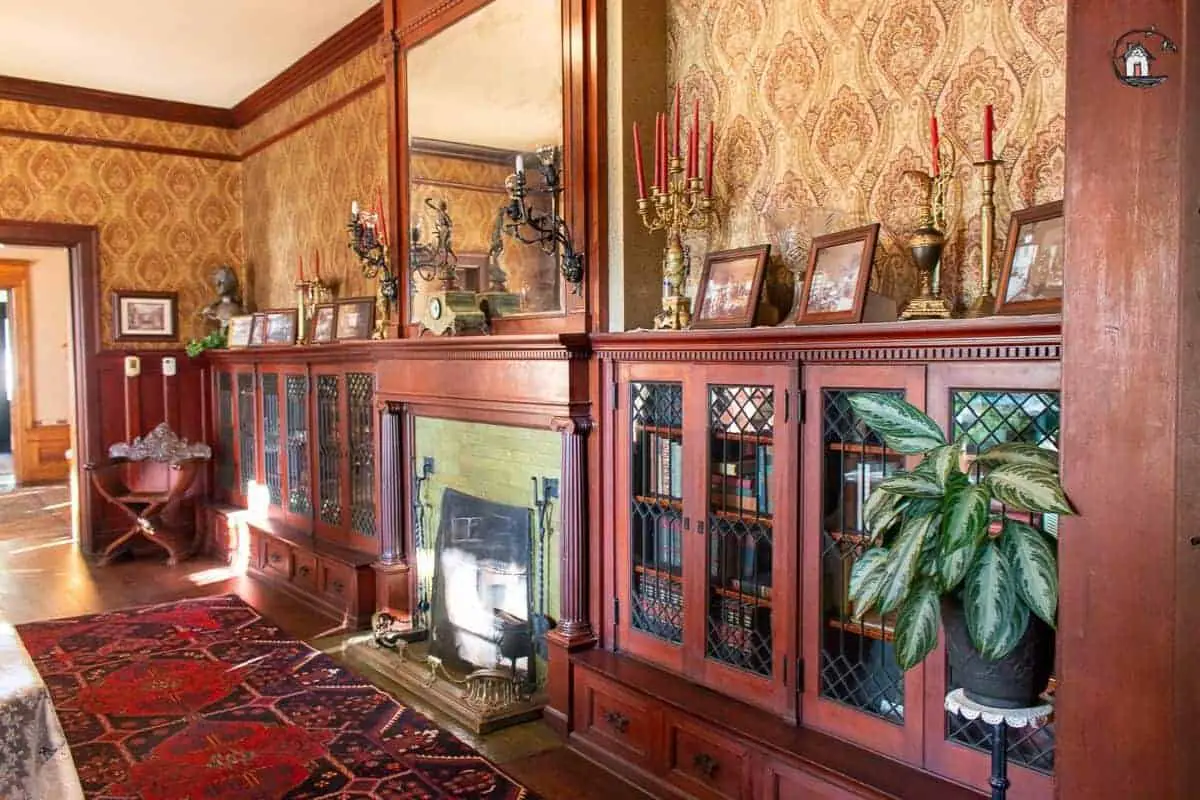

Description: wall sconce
[347,200,398,339]
[409,198,458,288]
[504,145,584,294]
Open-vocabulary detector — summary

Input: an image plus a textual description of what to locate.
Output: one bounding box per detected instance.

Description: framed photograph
[335,297,375,341]
[995,200,1064,315]
[248,313,269,347]
[264,309,298,346]
[795,223,881,324]
[310,303,336,344]
[112,291,177,342]
[226,315,254,348]
[691,245,771,329]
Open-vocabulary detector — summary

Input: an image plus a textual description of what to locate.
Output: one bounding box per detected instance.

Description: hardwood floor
[0,491,653,800]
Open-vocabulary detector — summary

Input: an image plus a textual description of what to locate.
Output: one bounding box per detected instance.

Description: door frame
[0,260,34,482]
[0,220,101,554]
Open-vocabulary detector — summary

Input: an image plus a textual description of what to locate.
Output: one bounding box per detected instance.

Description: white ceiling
[407,0,562,152]
[0,0,377,107]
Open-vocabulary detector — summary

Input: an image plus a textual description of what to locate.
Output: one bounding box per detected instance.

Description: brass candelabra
[638,155,716,330]
[295,277,334,342]
[965,158,1003,317]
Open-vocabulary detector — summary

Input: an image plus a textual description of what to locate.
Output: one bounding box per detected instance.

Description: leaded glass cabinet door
[691,364,797,717]
[283,372,312,525]
[616,363,690,674]
[923,363,1059,800]
[801,365,926,762]
[314,370,345,536]
[261,372,283,510]
[235,371,258,498]
[214,369,236,502]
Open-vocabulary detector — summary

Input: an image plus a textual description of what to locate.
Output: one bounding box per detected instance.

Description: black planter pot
[941,598,1054,709]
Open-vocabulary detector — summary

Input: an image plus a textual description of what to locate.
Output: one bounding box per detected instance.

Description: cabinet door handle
[697,520,705,535]
[603,710,629,733]
[693,752,719,778]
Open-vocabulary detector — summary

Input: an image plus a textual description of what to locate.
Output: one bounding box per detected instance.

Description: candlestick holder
[347,206,397,339]
[900,144,956,320]
[965,158,1003,318]
[639,156,717,329]
[294,277,334,343]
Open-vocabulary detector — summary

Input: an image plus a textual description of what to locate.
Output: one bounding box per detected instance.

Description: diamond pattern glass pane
[818,390,906,723]
[630,382,683,644]
[705,385,774,676]
[216,372,234,493]
[317,375,343,526]
[946,390,1060,775]
[348,372,376,537]
[236,374,256,492]
[262,374,282,506]
[286,376,311,516]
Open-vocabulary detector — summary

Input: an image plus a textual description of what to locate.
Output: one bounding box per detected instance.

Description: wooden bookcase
[585,317,1061,800]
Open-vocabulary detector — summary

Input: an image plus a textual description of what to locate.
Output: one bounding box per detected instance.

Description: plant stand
[944,688,1054,800]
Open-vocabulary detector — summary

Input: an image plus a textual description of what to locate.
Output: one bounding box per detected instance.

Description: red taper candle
[314,247,321,280]
[652,113,661,190]
[375,186,388,244]
[632,121,647,199]
[690,99,700,179]
[705,120,715,196]
[297,253,304,283]
[659,113,667,188]
[673,85,681,159]
[930,116,941,176]
[983,104,995,161]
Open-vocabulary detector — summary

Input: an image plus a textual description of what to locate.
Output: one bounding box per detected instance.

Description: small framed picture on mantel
[795,223,880,325]
[995,200,1064,316]
[112,291,178,342]
[691,245,771,329]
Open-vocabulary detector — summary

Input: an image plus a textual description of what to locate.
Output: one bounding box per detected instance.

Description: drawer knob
[693,752,719,778]
[332,580,345,594]
[298,565,311,577]
[603,710,629,733]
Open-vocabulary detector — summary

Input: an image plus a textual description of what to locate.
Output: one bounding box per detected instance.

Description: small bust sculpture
[199,265,245,327]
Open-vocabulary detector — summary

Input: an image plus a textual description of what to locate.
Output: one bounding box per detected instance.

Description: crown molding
[411,137,518,165]
[0,75,236,129]
[231,4,384,127]
[0,3,382,131]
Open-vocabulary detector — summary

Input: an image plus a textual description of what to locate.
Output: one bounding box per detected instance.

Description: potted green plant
[846,393,1074,708]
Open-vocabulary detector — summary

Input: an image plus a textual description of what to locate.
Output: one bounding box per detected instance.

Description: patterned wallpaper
[242,48,389,310]
[0,100,243,346]
[668,0,1065,309]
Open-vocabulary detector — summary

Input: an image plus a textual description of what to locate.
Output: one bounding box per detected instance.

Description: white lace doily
[944,689,1054,728]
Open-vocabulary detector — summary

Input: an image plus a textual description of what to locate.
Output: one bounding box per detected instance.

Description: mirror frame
[386,0,604,336]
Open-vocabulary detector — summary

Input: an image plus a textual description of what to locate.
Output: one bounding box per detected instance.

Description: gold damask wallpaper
[242,49,388,309]
[0,100,243,346]
[668,0,1065,308]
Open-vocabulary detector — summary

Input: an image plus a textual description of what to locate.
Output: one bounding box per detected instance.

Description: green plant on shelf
[185,328,227,357]
[844,393,1074,671]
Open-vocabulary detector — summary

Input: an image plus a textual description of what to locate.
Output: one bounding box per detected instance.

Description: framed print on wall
[248,313,269,347]
[795,223,880,325]
[995,200,1064,315]
[335,297,375,341]
[112,291,178,342]
[226,315,254,348]
[691,245,771,329]
[310,304,336,344]
[264,309,298,346]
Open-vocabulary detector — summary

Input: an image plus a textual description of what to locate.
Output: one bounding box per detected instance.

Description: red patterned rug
[17,594,539,799]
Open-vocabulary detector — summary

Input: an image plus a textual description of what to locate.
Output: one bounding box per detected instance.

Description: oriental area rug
[16,594,538,799]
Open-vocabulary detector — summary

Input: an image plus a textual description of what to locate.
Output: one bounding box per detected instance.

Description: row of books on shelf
[638,569,683,607]
[727,576,773,601]
[712,444,773,514]
[643,433,683,499]
[709,596,770,667]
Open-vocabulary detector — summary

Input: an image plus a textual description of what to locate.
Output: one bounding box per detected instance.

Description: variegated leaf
[848,393,946,454]
[877,514,938,614]
[903,496,942,518]
[848,547,889,616]
[939,537,984,593]
[942,484,991,555]
[863,489,903,540]
[1001,521,1058,627]
[894,582,942,670]
[879,471,944,499]
[976,442,1059,471]
[993,601,1032,661]
[984,463,1076,515]
[928,443,961,489]
[964,542,1019,659]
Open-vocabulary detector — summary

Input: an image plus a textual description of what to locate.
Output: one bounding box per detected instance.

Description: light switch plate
[162,356,177,377]
[124,356,140,377]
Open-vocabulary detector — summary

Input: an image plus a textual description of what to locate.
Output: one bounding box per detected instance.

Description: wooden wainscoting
[20,422,70,483]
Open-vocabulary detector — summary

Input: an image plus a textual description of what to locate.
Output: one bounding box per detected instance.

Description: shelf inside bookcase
[712,584,773,608]
[636,423,682,437]
[825,442,890,455]
[711,508,773,526]
[634,495,683,512]
[827,613,896,642]
[635,563,683,583]
[712,430,773,444]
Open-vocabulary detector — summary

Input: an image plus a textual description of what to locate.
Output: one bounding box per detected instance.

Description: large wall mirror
[405,0,565,324]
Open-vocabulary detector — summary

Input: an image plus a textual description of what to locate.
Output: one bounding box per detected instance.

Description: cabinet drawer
[263,539,292,578]
[293,552,318,592]
[759,758,877,800]
[666,713,752,800]
[320,560,354,603]
[577,671,662,769]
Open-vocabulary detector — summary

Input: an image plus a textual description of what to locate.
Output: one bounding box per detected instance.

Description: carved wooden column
[372,401,413,622]
[544,414,596,735]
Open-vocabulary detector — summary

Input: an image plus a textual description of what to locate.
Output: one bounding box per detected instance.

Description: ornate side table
[945,688,1054,800]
